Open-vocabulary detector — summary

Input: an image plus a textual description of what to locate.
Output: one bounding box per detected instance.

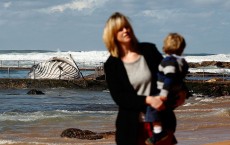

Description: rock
[188,61,230,68]
[27,89,45,95]
[206,78,224,82]
[60,128,115,140]
[186,81,230,97]
[96,74,105,80]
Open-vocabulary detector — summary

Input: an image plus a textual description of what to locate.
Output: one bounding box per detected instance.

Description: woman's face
[116,26,131,44]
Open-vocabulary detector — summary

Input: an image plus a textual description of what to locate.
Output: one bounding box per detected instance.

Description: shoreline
[0,78,108,90]
[0,78,229,97]
[0,80,229,145]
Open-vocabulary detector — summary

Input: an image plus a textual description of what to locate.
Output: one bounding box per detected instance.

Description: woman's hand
[146,96,166,111]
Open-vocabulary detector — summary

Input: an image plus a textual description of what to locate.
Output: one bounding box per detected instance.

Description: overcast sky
[0,0,229,54]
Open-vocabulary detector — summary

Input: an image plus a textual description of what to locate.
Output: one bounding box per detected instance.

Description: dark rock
[188,61,230,68]
[27,89,44,95]
[186,81,230,97]
[60,128,115,140]
[96,74,105,80]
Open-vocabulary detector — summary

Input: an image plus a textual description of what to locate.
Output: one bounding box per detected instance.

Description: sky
[0,0,229,54]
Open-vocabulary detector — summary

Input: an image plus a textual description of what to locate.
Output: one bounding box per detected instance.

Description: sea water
[0,50,230,145]
[0,50,230,80]
[0,88,117,145]
[0,88,229,145]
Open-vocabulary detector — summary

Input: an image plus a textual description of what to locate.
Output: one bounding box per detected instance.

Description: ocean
[0,50,230,79]
[0,50,230,145]
[0,88,117,145]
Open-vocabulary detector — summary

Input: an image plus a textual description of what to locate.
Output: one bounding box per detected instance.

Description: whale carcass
[28,54,82,80]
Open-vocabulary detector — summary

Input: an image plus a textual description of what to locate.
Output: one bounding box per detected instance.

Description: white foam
[0,51,229,63]
[183,103,192,106]
[0,110,117,122]
[0,140,17,144]
[200,98,214,102]
[184,54,230,62]
[0,51,109,65]
[175,108,218,112]
[0,51,229,73]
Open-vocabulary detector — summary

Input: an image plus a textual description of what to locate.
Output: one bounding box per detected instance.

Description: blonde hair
[163,33,186,55]
[102,12,138,57]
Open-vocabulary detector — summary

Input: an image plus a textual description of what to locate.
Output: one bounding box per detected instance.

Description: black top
[104,42,176,145]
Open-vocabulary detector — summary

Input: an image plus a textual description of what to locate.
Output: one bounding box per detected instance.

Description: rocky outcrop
[60,128,115,140]
[0,78,229,97]
[186,81,230,97]
[188,61,230,68]
[27,89,45,95]
[0,79,107,90]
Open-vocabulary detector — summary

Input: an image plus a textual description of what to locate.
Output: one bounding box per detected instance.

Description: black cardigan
[104,42,176,145]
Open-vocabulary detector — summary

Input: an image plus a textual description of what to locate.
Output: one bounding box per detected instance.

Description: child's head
[163,33,186,56]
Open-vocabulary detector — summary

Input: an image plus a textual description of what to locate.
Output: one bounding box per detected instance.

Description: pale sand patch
[202,140,230,145]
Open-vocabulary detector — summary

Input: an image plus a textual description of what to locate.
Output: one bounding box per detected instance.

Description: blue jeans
[145,106,161,122]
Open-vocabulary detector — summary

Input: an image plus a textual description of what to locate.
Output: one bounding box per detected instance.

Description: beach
[203,141,230,145]
[175,95,230,145]
[0,86,229,145]
[0,51,229,145]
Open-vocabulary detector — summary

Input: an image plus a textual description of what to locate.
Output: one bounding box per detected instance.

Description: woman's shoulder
[138,42,162,56]
[138,42,157,49]
[138,42,159,54]
[104,55,121,66]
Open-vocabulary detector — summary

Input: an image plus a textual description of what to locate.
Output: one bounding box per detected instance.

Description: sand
[202,140,230,145]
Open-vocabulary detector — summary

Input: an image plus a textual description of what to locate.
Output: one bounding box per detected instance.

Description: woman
[103,12,185,145]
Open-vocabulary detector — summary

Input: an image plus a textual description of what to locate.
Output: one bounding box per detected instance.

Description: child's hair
[163,33,186,55]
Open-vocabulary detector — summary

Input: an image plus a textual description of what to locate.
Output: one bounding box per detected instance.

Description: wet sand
[1,95,229,145]
[175,96,230,145]
[203,140,230,145]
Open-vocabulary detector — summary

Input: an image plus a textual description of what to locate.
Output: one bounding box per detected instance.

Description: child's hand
[146,96,165,111]
[160,96,167,101]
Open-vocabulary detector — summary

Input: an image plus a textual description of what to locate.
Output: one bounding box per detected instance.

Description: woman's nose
[122,27,128,32]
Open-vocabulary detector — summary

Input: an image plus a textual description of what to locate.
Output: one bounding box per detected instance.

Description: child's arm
[158,60,179,97]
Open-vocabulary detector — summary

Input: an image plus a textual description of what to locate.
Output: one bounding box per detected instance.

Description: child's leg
[153,121,163,134]
[146,112,168,145]
[145,106,155,122]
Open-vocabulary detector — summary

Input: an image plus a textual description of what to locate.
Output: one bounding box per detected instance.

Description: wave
[184,54,230,62]
[0,109,117,122]
[0,51,229,62]
[0,51,229,75]
[0,140,17,145]
[0,51,109,68]
[175,108,219,112]
[1,103,118,113]
[213,108,230,117]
